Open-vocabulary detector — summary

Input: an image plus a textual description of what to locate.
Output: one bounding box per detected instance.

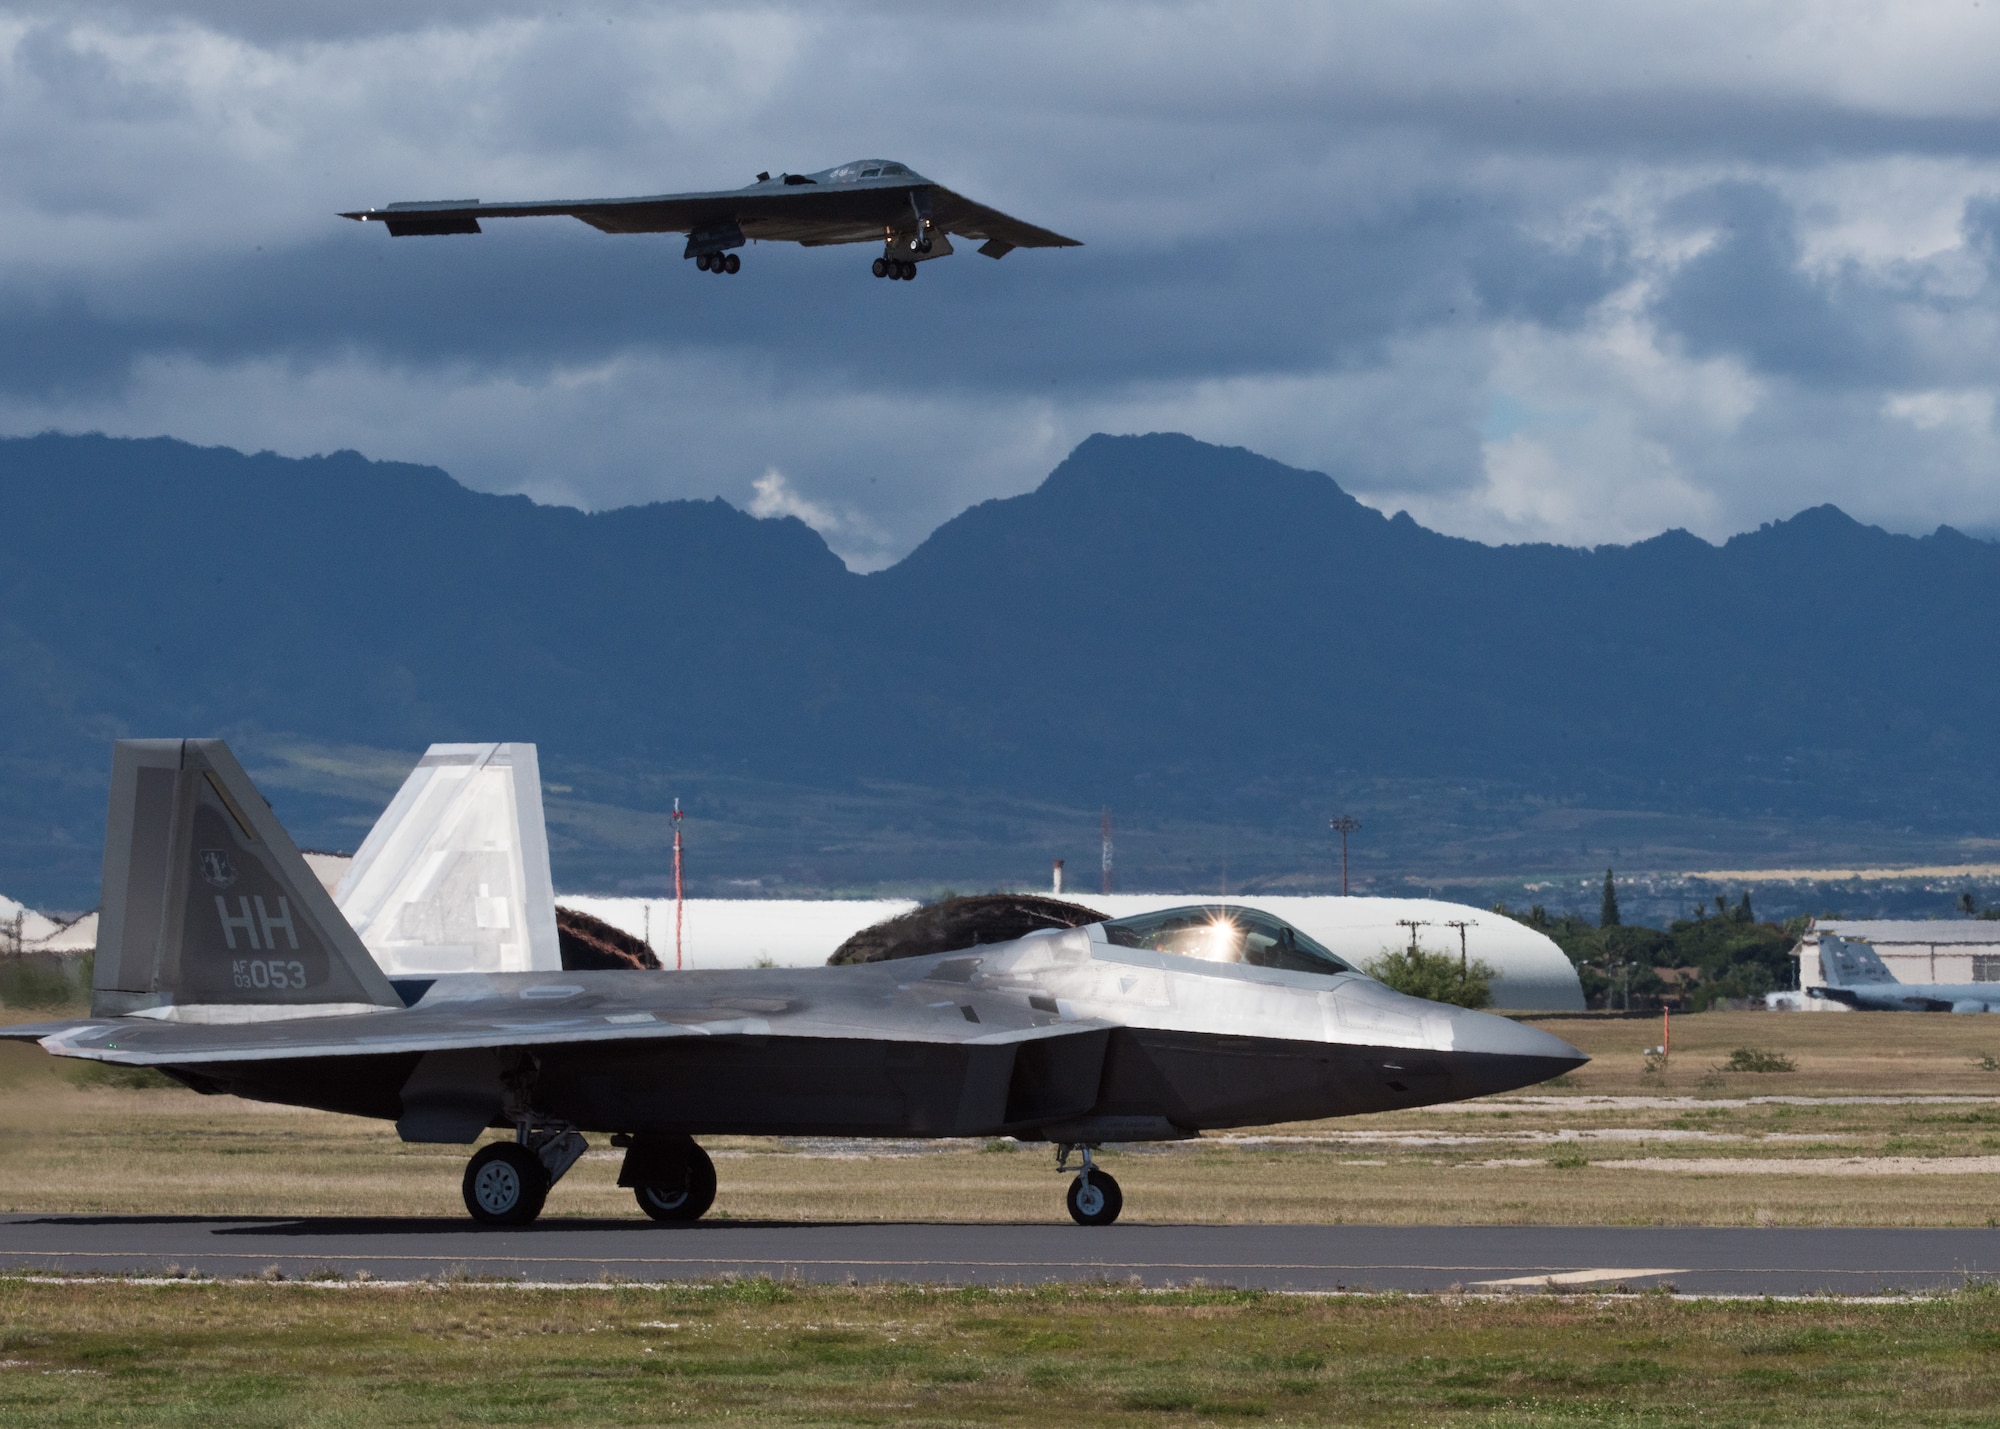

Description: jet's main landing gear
[872,256,917,280]
[695,251,741,274]
[1057,1143,1123,1226]
[464,1142,546,1226]
[616,1132,718,1223]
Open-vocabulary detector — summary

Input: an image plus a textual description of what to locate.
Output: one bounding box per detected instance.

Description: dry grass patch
[2,1278,1999,1426]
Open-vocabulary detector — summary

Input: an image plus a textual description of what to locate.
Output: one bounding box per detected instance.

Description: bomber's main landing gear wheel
[463,1142,549,1227]
[619,1134,718,1223]
[1066,1168,1122,1225]
[872,256,916,280]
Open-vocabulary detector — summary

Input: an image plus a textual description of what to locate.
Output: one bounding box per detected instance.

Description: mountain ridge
[2,428,1994,907]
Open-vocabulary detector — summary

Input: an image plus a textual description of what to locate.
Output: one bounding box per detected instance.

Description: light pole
[1330,815,1361,896]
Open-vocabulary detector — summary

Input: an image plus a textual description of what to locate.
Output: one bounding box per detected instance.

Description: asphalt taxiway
[0,1217,1994,1294]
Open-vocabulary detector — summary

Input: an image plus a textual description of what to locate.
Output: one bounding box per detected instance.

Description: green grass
[0,1279,1997,1425]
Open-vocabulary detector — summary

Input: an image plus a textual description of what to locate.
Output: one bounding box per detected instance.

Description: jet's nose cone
[1446,1008,1588,1094]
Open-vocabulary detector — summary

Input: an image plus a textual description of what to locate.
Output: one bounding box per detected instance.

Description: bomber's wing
[341,178,935,240]
[926,187,1082,258]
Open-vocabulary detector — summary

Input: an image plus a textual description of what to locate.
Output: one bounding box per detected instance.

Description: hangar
[1794,918,2000,1008]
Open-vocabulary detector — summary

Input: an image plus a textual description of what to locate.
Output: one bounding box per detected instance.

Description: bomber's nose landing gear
[1057,1143,1123,1226]
[616,1132,718,1223]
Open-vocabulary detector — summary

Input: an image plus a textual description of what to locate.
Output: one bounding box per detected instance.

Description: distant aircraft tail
[1818,934,1895,988]
[334,744,560,976]
[92,740,403,1020]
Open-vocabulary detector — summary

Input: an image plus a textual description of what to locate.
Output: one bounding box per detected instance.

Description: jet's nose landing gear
[1057,1143,1123,1225]
[616,1132,718,1223]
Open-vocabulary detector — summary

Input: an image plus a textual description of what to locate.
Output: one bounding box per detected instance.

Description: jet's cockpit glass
[1100,906,1355,976]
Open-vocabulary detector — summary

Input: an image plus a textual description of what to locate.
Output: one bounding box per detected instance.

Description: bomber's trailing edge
[4,740,1584,1230]
[340,159,1080,281]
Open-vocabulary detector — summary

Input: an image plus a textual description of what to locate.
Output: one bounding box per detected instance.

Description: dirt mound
[556,906,662,971]
[827,894,1107,965]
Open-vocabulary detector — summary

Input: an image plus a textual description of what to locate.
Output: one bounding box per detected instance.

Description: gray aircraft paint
[339,159,1080,263]
[5,739,1583,1219]
[1809,934,2000,1013]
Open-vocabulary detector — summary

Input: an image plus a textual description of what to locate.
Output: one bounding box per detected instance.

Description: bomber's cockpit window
[1100,906,1354,976]
[829,161,907,182]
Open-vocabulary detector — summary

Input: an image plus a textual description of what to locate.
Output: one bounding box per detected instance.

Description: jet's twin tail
[92,740,402,1021]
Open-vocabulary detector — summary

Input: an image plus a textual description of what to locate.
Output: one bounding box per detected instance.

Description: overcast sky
[4,2,2000,568]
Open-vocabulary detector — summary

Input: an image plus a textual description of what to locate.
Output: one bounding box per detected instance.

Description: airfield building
[1793,918,2000,1008]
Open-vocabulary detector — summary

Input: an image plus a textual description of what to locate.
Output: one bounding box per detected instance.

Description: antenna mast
[671,798,685,971]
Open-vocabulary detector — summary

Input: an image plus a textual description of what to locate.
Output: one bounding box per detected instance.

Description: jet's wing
[0,981,1116,1066]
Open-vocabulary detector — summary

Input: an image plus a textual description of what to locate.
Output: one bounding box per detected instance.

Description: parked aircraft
[3,740,1585,1227]
[1809,934,2000,1012]
[341,159,1080,280]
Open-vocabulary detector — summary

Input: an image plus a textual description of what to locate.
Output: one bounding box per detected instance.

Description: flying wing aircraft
[3,739,1585,1228]
[1808,934,2000,1012]
[340,159,1080,281]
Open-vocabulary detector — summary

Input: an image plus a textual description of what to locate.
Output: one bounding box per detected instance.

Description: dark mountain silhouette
[1,429,1993,907]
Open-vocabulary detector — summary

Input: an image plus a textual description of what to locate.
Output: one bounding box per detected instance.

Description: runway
[1,1216,1995,1294]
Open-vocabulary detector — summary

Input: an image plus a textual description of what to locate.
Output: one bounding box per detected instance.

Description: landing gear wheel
[723,253,741,274]
[900,260,917,280]
[872,257,889,278]
[463,1142,549,1227]
[695,252,713,272]
[1066,1168,1122,1226]
[634,1142,718,1223]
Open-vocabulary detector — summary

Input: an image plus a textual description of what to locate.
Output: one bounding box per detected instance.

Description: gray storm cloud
[4,1,2000,565]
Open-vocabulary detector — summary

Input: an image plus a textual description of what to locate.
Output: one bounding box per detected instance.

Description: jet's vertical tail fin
[1818,934,1895,988]
[92,739,403,1019]
[333,743,560,976]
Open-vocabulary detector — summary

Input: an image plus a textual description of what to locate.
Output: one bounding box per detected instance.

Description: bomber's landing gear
[872,256,917,281]
[617,1133,718,1223]
[1058,1143,1123,1226]
[695,251,741,274]
[462,1127,588,1227]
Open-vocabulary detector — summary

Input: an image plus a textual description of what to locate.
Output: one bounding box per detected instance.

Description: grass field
[4,1007,2000,1226]
[2,1278,1999,1426]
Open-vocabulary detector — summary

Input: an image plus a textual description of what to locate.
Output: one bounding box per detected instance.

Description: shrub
[1365,946,1495,1009]
[1722,1046,1796,1073]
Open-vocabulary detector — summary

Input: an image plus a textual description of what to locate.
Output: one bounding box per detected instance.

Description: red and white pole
[672,798,685,971]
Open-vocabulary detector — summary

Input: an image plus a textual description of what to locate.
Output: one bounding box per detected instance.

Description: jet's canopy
[1100,905,1356,976]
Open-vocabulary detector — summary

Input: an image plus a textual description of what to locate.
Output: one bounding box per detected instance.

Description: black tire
[723,253,741,274]
[695,252,712,272]
[1066,1168,1122,1226]
[872,257,889,278]
[900,261,916,280]
[634,1141,718,1223]
[463,1142,549,1227]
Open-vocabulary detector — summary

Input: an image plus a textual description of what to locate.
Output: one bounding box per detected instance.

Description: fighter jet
[1808,934,2000,1012]
[2,740,1585,1228]
[339,159,1080,281]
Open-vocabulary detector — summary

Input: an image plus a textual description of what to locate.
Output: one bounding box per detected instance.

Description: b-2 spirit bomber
[341,159,1080,281]
[3,740,1585,1228]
